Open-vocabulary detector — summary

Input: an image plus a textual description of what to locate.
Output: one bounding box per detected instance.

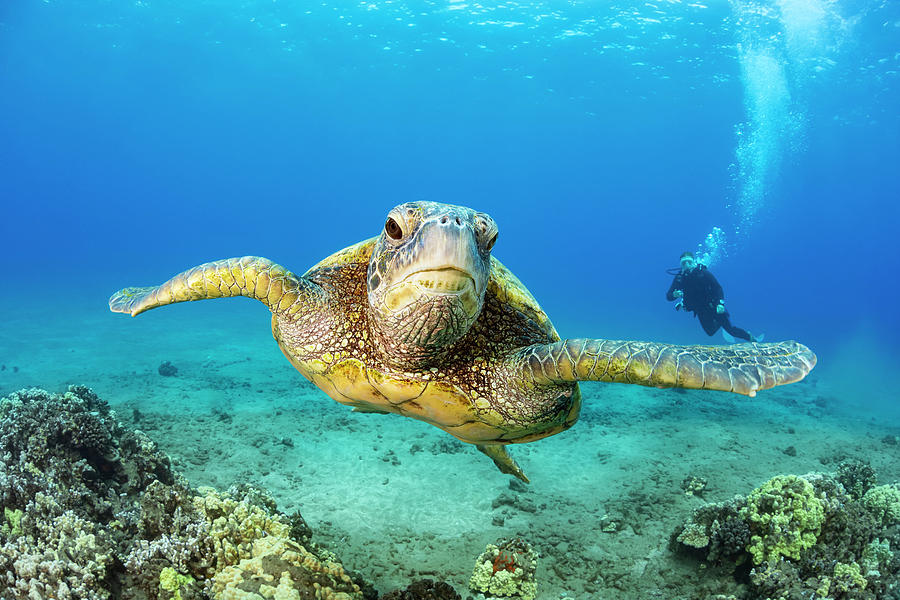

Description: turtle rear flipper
[109,256,323,317]
[517,339,816,398]
[477,444,530,483]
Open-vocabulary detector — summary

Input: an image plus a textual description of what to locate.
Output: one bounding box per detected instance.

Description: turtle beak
[383,207,490,319]
[385,212,487,314]
[384,267,479,317]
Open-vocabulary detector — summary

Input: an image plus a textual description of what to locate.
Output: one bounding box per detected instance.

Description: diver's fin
[721,330,736,344]
[752,332,766,343]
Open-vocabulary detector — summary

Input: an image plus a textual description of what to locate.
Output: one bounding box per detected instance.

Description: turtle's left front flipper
[109,256,323,317]
[516,339,816,397]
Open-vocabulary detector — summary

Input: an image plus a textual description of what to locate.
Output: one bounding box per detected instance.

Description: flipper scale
[108,257,315,317]
[521,339,816,397]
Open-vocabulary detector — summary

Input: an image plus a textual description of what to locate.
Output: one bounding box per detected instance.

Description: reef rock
[0,386,365,600]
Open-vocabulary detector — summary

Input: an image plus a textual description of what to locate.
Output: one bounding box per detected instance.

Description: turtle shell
[301,237,380,277]
[271,238,577,445]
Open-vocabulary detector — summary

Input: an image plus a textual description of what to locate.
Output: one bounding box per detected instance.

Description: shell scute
[275,237,570,445]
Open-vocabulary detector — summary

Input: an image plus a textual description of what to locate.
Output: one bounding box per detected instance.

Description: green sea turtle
[109,201,816,481]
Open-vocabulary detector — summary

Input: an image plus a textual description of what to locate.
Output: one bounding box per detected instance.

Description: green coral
[861,538,893,576]
[815,577,832,598]
[861,484,900,527]
[831,561,867,593]
[1,507,24,538]
[739,475,825,564]
[159,567,193,600]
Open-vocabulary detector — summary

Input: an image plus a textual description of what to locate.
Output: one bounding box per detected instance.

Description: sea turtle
[109,201,816,482]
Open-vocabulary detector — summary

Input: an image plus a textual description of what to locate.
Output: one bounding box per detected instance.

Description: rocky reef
[0,386,452,600]
[673,461,900,599]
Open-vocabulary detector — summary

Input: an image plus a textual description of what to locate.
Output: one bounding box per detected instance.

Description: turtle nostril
[455,217,462,226]
[440,216,449,224]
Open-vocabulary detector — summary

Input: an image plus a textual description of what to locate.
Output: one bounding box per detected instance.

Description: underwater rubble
[673,461,900,599]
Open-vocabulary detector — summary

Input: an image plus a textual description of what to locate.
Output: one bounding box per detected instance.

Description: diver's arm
[665,275,683,301]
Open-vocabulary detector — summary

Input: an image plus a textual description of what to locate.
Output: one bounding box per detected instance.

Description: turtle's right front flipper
[109,256,322,316]
[515,339,816,398]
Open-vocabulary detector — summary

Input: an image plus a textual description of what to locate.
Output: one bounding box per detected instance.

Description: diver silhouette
[666,252,762,343]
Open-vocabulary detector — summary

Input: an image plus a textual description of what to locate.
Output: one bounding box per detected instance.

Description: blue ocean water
[1,0,898,404]
[2,4,900,598]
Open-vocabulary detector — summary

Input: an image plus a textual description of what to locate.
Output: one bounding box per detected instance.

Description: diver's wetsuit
[666,265,752,341]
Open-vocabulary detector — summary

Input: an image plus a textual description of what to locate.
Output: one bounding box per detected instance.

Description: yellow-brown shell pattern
[273,241,577,444]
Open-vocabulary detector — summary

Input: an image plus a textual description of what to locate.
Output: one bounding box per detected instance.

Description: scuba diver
[666,251,762,343]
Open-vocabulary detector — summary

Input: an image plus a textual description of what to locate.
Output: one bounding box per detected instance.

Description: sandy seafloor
[2,297,898,599]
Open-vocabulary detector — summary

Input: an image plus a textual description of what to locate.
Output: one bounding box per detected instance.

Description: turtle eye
[385,218,403,240]
[485,232,498,252]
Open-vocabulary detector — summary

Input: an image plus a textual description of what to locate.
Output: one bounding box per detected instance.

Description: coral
[812,499,879,564]
[710,517,751,562]
[673,500,748,563]
[836,459,878,500]
[831,561,867,593]
[861,538,893,576]
[0,387,368,600]
[0,386,175,600]
[861,484,900,527]
[469,538,537,600]
[124,479,211,577]
[811,561,870,598]
[125,482,363,599]
[681,475,708,496]
[381,579,461,600]
[676,470,900,600]
[191,485,292,574]
[740,475,825,564]
[749,558,806,599]
[210,536,362,599]
[1,497,116,599]
[160,566,195,600]
[1,507,23,538]
[676,522,709,549]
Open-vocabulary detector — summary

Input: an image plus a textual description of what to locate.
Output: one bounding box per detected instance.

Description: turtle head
[367,201,498,358]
